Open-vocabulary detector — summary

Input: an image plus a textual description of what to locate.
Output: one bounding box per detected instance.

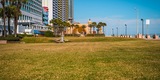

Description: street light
[116,27,118,37]
[112,28,114,36]
[135,8,139,35]
[141,19,144,36]
[125,24,127,37]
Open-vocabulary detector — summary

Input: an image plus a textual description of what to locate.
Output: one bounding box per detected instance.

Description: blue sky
[74,0,160,36]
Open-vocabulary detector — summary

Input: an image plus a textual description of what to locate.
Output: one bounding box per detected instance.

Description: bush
[65,34,73,36]
[17,34,26,39]
[17,34,33,38]
[0,37,20,41]
[44,31,53,37]
[86,34,105,37]
[22,37,53,43]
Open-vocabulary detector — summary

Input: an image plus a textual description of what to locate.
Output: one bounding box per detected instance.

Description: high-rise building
[18,0,48,34]
[42,7,49,25]
[68,0,74,23]
[54,0,68,21]
[42,0,53,24]
[42,0,74,23]
[0,0,47,35]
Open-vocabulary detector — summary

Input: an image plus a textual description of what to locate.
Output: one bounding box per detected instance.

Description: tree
[75,24,79,29]
[88,24,93,34]
[102,22,107,34]
[97,22,103,34]
[11,0,28,37]
[64,22,70,34]
[46,24,52,30]
[70,24,74,34]
[50,19,68,42]
[92,22,97,33]
[50,19,62,36]
[75,24,79,34]
[0,0,6,37]
[5,5,14,35]
[81,25,86,32]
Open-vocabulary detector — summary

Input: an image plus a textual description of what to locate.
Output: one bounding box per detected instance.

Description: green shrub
[65,34,73,36]
[86,34,105,37]
[22,37,53,43]
[17,34,26,39]
[0,37,20,41]
[44,31,53,37]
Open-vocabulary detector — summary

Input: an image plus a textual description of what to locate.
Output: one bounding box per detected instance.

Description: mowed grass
[0,37,160,80]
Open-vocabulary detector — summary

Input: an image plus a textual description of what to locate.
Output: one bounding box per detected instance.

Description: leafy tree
[46,24,52,30]
[50,19,61,36]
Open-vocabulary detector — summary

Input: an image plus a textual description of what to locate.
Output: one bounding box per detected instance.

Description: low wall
[0,40,7,44]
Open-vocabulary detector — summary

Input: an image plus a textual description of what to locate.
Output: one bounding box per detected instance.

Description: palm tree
[97,22,103,34]
[11,0,28,37]
[12,6,20,37]
[6,6,14,35]
[70,24,74,34]
[88,24,93,34]
[102,22,107,34]
[92,22,97,34]
[50,19,62,36]
[0,0,6,37]
[81,25,86,33]
[46,24,52,30]
[64,22,70,34]
[75,24,79,34]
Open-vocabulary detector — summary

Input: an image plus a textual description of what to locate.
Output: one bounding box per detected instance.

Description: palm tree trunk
[14,16,18,37]
[3,16,6,37]
[70,27,71,35]
[97,28,99,34]
[90,27,92,34]
[2,1,6,37]
[8,17,11,35]
[103,26,104,34]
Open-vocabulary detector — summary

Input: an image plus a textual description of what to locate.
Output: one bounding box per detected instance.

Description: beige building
[66,19,103,34]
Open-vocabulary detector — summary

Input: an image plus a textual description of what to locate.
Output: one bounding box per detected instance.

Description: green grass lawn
[0,37,160,80]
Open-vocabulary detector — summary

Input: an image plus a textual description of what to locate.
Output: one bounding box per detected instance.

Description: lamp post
[116,27,118,37]
[141,19,144,36]
[125,24,127,37]
[112,28,114,36]
[135,8,139,35]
